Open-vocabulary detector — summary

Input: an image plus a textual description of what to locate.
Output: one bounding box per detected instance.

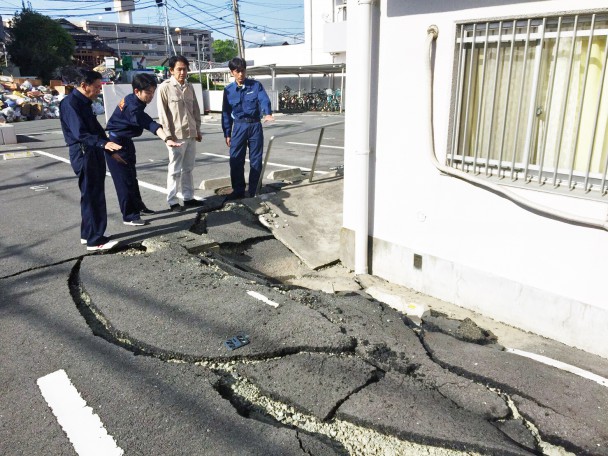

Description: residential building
[77,20,212,68]
[343,0,608,358]
[57,19,115,69]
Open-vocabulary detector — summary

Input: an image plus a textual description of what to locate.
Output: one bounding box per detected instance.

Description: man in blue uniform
[59,70,123,251]
[106,73,182,226]
[221,57,274,199]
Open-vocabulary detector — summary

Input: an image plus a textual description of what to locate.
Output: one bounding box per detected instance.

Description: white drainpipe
[353,0,375,274]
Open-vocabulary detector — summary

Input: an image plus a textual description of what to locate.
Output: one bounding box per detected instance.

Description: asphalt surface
[1,114,608,456]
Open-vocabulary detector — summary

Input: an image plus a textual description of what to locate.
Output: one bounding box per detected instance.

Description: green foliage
[6,9,75,82]
[212,39,238,63]
[187,73,216,90]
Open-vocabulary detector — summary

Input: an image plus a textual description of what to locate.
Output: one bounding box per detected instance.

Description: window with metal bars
[450,13,608,199]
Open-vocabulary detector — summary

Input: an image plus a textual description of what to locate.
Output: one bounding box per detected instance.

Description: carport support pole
[340,67,345,113]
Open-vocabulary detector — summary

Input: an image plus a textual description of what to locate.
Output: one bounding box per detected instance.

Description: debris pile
[0,77,104,123]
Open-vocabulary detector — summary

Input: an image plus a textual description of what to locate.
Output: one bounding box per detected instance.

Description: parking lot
[2,111,345,206]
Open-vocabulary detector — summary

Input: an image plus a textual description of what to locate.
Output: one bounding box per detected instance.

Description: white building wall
[246,0,340,66]
[344,0,608,357]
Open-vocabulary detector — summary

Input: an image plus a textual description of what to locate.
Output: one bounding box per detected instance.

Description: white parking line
[247,290,279,308]
[32,149,329,189]
[32,150,168,194]
[37,369,124,456]
[506,348,608,388]
[34,150,70,164]
[201,152,329,174]
[286,141,344,150]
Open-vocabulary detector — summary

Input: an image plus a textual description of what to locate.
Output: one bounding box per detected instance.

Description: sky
[0,0,304,46]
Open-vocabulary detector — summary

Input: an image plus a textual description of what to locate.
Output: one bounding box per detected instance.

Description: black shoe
[224,192,245,201]
[170,203,185,212]
[140,207,156,215]
[183,198,204,207]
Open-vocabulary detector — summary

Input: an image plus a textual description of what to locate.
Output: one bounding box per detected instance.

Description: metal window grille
[450,13,608,199]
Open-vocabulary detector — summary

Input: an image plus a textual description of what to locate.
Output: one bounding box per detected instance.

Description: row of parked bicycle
[278,86,342,113]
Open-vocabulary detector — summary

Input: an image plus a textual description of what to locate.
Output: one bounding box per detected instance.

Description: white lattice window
[450,13,608,199]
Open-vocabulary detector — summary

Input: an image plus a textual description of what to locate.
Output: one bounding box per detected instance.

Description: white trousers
[166,138,197,205]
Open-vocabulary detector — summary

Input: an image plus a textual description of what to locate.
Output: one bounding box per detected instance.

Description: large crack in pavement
[62,203,605,455]
[69,255,484,454]
[68,246,538,455]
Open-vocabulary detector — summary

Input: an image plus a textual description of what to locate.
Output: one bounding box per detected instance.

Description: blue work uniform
[221,78,272,196]
[106,93,162,222]
[59,89,111,247]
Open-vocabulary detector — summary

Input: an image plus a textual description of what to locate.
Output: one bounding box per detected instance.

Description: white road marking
[22,130,64,136]
[34,150,70,164]
[201,152,329,174]
[247,290,279,308]
[506,348,608,388]
[286,141,344,150]
[37,369,124,456]
[31,150,169,194]
[32,149,330,191]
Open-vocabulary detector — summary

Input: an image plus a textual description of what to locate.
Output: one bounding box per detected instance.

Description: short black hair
[132,73,158,91]
[168,55,190,70]
[74,69,103,86]
[228,57,246,72]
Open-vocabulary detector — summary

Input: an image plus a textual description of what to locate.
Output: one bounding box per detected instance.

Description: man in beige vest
[157,55,203,211]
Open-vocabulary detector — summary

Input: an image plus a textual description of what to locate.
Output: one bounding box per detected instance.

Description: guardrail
[256,120,345,196]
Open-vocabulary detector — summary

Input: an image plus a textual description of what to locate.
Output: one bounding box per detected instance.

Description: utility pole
[232,0,245,58]
[196,34,203,89]
[114,23,121,58]
[164,1,172,58]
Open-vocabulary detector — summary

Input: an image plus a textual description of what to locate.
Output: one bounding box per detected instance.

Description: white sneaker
[123,218,148,226]
[81,234,112,245]
[86,240,119,251]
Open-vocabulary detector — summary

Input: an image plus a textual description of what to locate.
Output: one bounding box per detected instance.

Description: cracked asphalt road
[1,117,607,455]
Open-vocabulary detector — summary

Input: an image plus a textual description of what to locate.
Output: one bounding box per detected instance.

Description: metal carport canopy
[199,62,345,76]
[246,63,346,76]
[197,63,346,91]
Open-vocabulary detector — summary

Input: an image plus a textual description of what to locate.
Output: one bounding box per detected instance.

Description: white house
[343,0,608,358]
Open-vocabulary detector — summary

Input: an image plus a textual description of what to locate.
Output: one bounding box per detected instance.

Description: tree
[7,9,75,82]
[212,39,238,63]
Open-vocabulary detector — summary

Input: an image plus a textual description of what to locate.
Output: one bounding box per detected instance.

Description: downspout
[425,26,608,231]
[354,0,375,274]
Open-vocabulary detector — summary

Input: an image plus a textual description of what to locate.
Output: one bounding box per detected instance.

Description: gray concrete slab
[204,204,272,245]
[77,245,355,361]
[286,289,510,421]
[422,330,608,455]
[336,372,534,455]
[235,353,379,421]
[257,177,343,269]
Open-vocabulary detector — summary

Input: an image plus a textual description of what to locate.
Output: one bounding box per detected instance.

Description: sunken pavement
[13,195,608,456]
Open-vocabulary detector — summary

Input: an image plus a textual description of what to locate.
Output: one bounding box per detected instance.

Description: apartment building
[78,20,212,67]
